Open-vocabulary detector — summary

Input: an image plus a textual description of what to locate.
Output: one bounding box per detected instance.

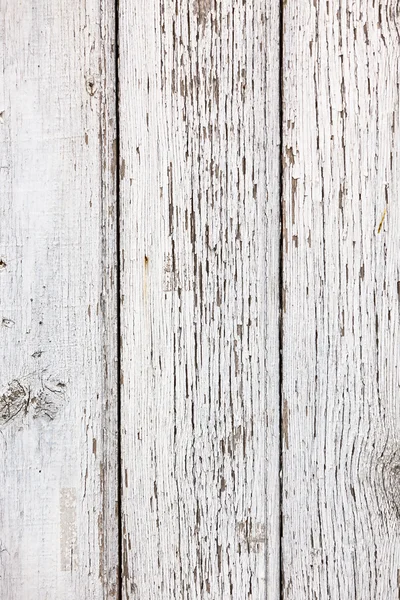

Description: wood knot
[0,370,66,426]
[379,447,400,521]
[85,75,97,96]
[2,317,15,328]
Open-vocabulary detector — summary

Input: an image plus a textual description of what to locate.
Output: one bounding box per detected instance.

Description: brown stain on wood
[397,568,400,599]
[282,286,287,313]
[286,146,295,165]
[378,207,387,233]
[98,512,104,581]
[122,519,130,587]
[111,139,117,178]
[282,398,289,449]
[194,0,212,24]
[143,255,149,301]
[291,178,297,224]
[226,425,247,457]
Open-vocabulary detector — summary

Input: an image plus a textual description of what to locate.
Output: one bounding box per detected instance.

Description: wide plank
[118,0,281,597]
[0,1,118,597]
[282,1,400,597]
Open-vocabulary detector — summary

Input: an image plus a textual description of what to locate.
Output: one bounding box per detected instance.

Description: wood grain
[118,0,280,597]
[0,0,118,597]
[282,1,400,597]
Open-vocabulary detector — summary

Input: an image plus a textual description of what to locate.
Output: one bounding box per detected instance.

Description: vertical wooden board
[0,1,118,598]
[282,1,400,598]
[119,0,280,597]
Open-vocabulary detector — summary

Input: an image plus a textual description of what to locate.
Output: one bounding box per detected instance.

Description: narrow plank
[282,1,400,597]
[0,1,118,597]
[119,0,280,597]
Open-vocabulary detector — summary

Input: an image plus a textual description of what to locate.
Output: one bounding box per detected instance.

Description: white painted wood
[282,1,400,598]
[118,0,280,597]
[0,1,118,597]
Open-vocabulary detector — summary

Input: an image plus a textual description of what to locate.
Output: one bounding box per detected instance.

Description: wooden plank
[0,1,118,597]
[282,2,400,597]
[118,0,280,597]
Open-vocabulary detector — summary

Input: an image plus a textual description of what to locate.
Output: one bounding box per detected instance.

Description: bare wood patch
[193,0,212,24]
[236,520,266,553]
[163,253,192,292]
[60,488,77,572]
[0,370,66,426]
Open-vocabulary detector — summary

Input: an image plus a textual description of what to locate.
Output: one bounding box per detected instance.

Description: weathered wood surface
[282,1,400,598]
[118,0,280,596]
[4,0,400,597]
[0,1,118,598]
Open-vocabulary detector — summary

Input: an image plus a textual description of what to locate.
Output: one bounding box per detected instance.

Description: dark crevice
[278,1,284,599]
[115,0,122,598]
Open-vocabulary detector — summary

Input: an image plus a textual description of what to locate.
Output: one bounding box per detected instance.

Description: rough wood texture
[0,1,118,597]
[7,0,399,596]
[282,1,400,598]
[118,0,280,596]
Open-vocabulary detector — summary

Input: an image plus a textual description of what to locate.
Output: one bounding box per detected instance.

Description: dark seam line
[278,1,284,599]
[115,0,122,597]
